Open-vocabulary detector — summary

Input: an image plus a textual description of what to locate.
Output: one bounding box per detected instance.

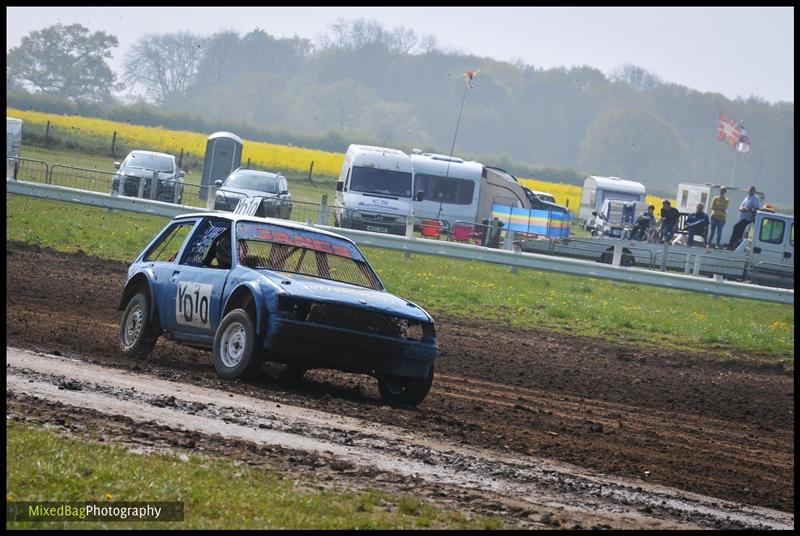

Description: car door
[161,217,233,344]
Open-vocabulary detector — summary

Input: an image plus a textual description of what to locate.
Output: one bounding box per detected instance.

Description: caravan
[579,176,646,228]
[335,145,415,236]
[409,152,531,228]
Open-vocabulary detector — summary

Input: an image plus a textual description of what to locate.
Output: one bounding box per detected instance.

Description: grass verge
[6,195,794,364]
[6,421,503,529]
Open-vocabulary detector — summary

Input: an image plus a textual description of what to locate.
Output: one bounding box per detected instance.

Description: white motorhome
[7,117,23,179]
[335,144,415,235]
[579,175,646,227]
[675,183,765,246]
[409,152,530,227]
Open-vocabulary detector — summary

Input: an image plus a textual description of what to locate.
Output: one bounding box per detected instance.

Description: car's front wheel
[377,366,434,407]
[213,309,262,380]
[119,291,160,358]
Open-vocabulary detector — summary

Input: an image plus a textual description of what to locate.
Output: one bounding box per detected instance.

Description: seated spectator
[630,205,656,241]
[684,203,710,247]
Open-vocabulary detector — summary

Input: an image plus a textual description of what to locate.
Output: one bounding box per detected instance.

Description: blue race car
[118,212,439,406]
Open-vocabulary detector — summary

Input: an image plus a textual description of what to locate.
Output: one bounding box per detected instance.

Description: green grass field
[6,421,504,529]
[6,194,793,363]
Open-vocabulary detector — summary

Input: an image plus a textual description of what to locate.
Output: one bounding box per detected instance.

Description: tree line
[7,21,794,202]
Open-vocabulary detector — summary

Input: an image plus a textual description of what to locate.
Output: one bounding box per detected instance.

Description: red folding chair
[450,222,474,243]
[420,219,441,239]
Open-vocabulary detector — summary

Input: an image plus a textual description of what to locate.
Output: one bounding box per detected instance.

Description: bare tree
[123,32,205,104]
[609,62,662,91]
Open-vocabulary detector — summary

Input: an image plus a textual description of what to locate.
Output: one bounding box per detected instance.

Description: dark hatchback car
[213,168,292,219]
[117,213,439,406]
[111,150,185,204]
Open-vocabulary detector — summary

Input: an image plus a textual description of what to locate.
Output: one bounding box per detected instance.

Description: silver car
[111,150,185,204]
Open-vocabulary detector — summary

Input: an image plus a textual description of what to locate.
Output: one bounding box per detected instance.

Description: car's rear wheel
[119,291,160,358]
[377,366,434,407]
[214,309,262,380]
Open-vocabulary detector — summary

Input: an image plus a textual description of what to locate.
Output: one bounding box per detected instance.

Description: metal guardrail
[7,179,793,305]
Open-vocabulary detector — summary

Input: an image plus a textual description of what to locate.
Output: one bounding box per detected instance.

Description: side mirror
[113,161,121,169]
[214,180,223,187]
[415,190,424,202]
[280,190,289,196]
[591,211,597,216]
[336,182,344,192]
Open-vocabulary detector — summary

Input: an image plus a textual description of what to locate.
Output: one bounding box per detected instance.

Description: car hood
[219,186,280,198]
[257,270,431,323]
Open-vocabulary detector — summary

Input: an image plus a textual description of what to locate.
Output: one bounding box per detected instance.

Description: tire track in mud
[5,240,795,514]
[7,348,793,530]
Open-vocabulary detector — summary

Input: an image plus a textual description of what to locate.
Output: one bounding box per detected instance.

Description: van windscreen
[350,166,412,198]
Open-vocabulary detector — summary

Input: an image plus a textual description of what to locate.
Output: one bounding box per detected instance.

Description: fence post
[693,254,702,276]
[111,131,117,156]
[511,241,521,274]
[246,157,251,169]
[207,185,217,210]
[318,195,329,225]
[612,243,623,266]
[45,121,51,146]
[661,243,669,271]
[308,161,315,185]
[150,171,158,200]
[178,148,184,170]
[137,176,145,198]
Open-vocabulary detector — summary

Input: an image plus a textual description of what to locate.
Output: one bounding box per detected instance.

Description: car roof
[127,150,175,159]
[229,168,283,179]
[174,212,358,244]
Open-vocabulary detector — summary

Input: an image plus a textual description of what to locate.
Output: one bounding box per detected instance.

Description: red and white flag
[717,112,740,148]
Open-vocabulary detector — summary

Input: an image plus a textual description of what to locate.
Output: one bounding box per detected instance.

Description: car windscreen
[349,166,412,197]
[236,222,382,290]
[124,153,174,173]
[225,173,279,194]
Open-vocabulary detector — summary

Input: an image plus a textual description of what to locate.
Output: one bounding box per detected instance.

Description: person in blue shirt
[728,185,762,250]
[630,204,656,241]
[684,203,710,247]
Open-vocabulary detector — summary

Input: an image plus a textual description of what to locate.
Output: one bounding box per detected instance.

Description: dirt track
[5,240,795,525]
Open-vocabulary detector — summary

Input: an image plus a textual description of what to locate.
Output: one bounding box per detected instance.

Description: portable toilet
[578,175,646,226]
[200,131,243,200]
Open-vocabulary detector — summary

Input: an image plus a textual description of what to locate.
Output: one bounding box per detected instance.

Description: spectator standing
[660,200,680,243]
[708,187,729,248]
[685,203,710,247]
[728,185,762,250]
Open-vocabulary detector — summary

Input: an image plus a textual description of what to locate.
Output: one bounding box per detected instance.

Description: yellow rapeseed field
[7,107,344,177]
[8,107,673,209]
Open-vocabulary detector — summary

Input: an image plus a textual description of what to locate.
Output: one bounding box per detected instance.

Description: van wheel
[598,246,635,267]
[119,292,160,358]
[213,309,262,380]
[377,366,434,407]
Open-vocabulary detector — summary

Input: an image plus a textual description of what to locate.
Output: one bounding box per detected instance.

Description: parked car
[117,212,439,406]
[111,150,185,204]
[522,187,569,214]
[213,168,292,219]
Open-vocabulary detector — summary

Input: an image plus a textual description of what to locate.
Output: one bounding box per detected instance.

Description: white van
[335,145,414,235]
[579,175,646,227]
[409,152,483,225]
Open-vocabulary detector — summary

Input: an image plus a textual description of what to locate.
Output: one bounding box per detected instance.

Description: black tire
[213,309,262,380]
[119,291,160,358]
[378,366,434,407]
[598,247,634,267]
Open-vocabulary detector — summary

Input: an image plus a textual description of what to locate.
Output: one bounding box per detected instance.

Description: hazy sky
[6,6,795,103]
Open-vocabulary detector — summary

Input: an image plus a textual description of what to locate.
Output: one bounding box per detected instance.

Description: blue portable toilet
[200,131,243,199]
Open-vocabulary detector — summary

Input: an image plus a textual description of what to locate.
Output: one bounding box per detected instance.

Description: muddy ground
[5,240,794,516]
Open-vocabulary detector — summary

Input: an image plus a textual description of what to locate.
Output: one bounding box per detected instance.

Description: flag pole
[446,84,470,178]
[711,111,719,184]
[730,149,738,187]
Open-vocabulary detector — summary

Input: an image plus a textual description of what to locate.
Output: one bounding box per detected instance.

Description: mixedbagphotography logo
[7,501,184,522]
